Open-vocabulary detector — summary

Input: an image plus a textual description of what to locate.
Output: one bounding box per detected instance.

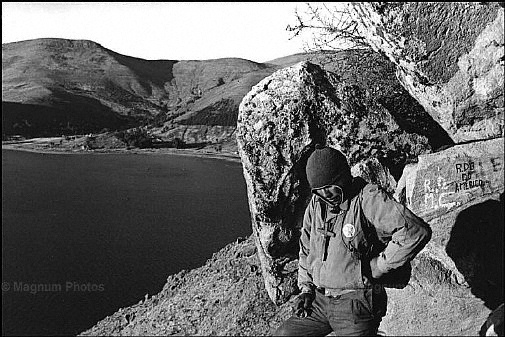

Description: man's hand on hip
[370,257,386,279]
[294,292,315,318]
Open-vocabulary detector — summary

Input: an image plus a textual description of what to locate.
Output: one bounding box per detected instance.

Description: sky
[1,2,324,63]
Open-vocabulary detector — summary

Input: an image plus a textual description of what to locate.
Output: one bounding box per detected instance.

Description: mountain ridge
[2,38,312,140]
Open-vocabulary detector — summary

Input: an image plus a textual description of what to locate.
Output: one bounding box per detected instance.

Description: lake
[1,149,252,336]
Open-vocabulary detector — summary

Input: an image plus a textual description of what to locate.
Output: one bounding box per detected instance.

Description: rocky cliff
[385,138,503,335]
[348,2,504,143]
[235,1,504,335]
[80,2,504,336]
[344,4,504,332]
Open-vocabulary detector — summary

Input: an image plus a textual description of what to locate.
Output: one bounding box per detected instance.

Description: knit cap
[306,145,351,189]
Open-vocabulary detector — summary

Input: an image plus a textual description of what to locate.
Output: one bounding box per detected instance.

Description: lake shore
[2,138,241,163]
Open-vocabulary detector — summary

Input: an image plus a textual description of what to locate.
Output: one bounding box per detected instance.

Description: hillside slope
[2,38,290,139]
[80,235,294,336]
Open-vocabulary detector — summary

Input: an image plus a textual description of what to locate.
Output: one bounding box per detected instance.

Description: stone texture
[350,157,398,196]
[236,61,431,304]
[379,191,504,336]
[396,137,504,221]
[381,137,504,335]
[318,50,455,153]
[348,2,504,143]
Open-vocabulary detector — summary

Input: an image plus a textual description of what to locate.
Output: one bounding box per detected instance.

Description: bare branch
[286,2,371,55]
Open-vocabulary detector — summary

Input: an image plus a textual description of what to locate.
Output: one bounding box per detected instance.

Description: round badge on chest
[342,223,356,238]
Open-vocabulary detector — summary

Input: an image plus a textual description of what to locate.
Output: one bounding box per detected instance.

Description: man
[275,145,432,336]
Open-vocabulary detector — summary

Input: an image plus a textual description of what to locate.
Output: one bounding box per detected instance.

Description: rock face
[236,5,505,333]
[236,61,433,304]
[398,137,504,221]
[382,138,504,335]
[348,2,504,143]
[319,50,455,153]
[341,7,505,331]
[350,157,398,196]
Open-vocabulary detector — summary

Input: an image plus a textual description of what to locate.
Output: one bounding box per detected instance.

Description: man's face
[312,184,344,206]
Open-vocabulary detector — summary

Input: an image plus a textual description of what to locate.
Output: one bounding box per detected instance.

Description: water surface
[1,149,251,336]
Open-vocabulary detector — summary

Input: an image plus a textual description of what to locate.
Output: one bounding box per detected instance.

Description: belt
[317,287,356,298]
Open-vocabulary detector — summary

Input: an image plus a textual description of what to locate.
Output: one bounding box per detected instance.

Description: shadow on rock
[446,193,504,310]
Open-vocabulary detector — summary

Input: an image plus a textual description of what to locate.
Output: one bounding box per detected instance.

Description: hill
[2,38,301,140]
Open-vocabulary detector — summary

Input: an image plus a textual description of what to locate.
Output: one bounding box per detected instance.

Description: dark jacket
[298,178,432,293]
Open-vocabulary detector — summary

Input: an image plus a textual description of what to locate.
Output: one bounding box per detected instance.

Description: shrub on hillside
[114,128,153,148]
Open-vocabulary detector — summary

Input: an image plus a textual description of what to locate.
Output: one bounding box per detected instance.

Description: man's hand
[370,257,385,279]
[294,292,315,318]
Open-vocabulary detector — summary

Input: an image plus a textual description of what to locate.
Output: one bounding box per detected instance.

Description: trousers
[274,288,387,336]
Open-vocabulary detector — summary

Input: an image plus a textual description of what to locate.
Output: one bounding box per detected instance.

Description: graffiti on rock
[423,175,457,211]
[418,156,502,213]
[454,161,488,193]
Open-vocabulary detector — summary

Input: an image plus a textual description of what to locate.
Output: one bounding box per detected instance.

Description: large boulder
[382,138,504,335]
[348,2,504,143]
[318,50,455,154]
[398,137,504,221]
[236,61,432,304]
